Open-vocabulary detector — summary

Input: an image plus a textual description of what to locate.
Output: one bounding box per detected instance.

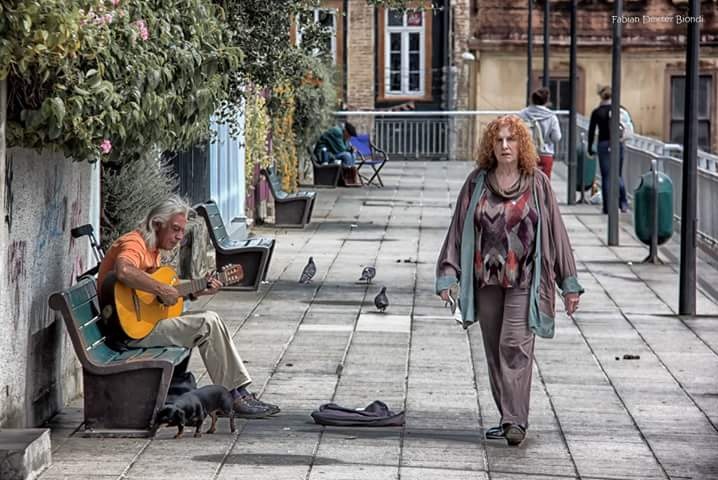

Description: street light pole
[567,0,577,205]
[608,0,622,246]
[679,0,701,315]
[527,0,533,106]
[543,0,550,88]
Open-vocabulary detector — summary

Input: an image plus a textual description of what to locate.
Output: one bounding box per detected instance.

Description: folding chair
[350,134,387,187]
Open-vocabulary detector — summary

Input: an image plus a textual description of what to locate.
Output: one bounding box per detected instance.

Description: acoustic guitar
[100,265,243,339]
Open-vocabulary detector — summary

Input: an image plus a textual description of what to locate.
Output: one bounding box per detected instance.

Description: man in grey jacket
[518,88,562,178]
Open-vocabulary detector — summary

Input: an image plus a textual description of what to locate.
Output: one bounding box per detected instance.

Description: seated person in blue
[314,122,360,186]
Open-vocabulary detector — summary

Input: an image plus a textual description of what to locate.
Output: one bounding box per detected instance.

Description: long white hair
[138,195,192,250]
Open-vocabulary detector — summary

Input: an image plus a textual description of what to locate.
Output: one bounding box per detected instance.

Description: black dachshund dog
[156,385,236,438]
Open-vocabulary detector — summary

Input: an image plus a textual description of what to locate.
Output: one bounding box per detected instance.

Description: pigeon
[358,266,376,283]
[299,257,316,284]
[374,286,389,313]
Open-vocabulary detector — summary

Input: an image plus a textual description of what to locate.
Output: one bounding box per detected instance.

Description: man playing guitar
[97,195,279,418]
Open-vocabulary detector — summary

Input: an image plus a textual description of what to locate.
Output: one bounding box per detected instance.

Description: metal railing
[332,110,717,246]
[576,115,718,247]
[335,110,571,162]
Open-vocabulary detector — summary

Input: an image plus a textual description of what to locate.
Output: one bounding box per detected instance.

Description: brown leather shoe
[247,393,280,415]
[233,395,273,419]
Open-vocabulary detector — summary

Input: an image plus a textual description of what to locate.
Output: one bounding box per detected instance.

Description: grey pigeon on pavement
[358,266,376,283]
[374,286,389,313]
[299,257,316,284]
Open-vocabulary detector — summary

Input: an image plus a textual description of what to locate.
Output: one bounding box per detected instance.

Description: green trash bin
[633,170,673,245]
[576,141,597,192]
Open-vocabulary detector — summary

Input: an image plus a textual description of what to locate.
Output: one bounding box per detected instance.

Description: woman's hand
[439,290,450,302]
[564,293,580,315]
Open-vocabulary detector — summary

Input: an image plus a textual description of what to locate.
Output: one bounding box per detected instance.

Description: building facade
[469,0,718,152]
[304,0,474,159]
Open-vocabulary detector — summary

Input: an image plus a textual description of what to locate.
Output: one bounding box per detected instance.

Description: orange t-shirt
[97,230,160,295]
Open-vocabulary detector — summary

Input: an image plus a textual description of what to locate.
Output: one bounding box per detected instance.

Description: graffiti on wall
[4,154,13,231]
[34,164,68,267]
[8,240,26,337]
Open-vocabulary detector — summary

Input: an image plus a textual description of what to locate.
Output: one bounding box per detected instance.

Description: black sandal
[485,425,505,440]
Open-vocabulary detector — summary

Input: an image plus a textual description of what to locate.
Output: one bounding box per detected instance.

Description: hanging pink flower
[134,19,149,41]
[100,139,112,154]
[111,0,120,6]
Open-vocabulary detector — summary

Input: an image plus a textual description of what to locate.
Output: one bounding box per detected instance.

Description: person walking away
[435,115,584,446]
[587,85,629,213]
[518,87,562,179]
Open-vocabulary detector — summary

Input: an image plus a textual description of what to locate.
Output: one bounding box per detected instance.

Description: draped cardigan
[435,168,584,338]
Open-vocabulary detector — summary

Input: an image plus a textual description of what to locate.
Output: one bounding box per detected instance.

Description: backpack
[522,116,546,153]
[608,108,634,142]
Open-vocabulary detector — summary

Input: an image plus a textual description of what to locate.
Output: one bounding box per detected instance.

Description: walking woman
[435,115,584,446]
[587,85,629,213]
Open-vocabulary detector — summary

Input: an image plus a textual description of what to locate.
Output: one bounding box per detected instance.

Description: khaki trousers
[127,310,252,390]
[477,285,535,427]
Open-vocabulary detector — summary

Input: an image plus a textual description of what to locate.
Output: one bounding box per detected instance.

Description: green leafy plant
[1,0,240,162]
[100,151,178,250]
[291,53,337,168]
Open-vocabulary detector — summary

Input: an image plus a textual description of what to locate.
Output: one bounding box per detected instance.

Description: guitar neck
[174,271,231,298]
[175,278,208,298]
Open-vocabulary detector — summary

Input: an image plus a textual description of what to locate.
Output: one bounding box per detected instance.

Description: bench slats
[85,336,107,351]
[78,314,101,330]
[194,200,275,290]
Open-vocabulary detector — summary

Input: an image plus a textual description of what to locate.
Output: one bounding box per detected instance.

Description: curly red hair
[476,115,538,175]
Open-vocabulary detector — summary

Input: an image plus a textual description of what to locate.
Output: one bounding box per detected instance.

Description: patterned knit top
[474,185,538,288]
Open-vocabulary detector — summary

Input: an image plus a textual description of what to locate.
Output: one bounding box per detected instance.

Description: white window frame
[296,8,337,64]
[385,10,425,97]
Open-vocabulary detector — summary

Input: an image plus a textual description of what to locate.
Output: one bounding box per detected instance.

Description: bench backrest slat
[196,202,229,245]
[51,277,119,365]
[262,168,288,199]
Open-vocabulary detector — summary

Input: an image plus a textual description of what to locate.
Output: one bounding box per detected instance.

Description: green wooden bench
[195,200,275,290]
[48,278,190,436]
[261,167,317,228]
[308,145,341,187]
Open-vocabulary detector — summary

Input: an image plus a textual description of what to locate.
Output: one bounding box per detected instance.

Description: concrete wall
[0,132,99,426]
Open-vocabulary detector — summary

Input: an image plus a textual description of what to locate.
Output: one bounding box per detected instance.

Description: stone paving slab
[37,161,718,479]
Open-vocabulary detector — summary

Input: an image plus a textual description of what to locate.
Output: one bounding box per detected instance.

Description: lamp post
[567,0,577,205]
[608,0,622,246]
[543,0,550,88]
[527,0,533,106]
[679,0,701,315]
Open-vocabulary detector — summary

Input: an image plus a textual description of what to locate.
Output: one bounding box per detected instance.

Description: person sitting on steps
[314,122,361,186]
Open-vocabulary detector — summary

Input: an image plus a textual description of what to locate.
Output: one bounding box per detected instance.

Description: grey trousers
[477,285,535,427]
[127,310,252,390]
